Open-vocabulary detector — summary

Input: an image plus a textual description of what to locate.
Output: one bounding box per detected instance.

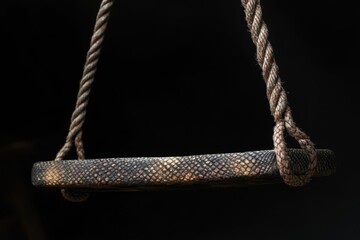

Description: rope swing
[32,0,336,202]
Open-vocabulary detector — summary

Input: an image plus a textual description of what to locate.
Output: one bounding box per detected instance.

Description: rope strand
[240,0,317,186]
[55,0,114,202]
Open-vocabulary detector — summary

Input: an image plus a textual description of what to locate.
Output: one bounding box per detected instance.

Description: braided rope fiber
[240,0,317,186]
[54,0,317,201]
[55,0,114,202]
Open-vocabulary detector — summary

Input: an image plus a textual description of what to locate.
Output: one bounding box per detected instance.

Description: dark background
[1,0,359,239]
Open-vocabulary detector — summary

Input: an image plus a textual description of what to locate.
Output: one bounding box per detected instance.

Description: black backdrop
[1,0,359,239]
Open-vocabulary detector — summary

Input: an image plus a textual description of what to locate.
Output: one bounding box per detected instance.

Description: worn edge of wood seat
[31,149,335,191]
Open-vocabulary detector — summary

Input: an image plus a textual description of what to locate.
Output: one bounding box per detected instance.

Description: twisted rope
[55,0,114,202]
[55,0,317,202]
[240,0,317,186]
